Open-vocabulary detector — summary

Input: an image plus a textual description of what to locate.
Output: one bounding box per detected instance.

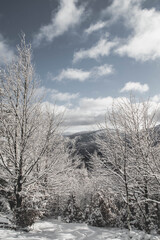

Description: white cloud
[107,0,160,61]
[79,97,113,112]
[120,82,149,93]
[93,64,114,76]
[0,35,14,64]
[53,68,91,82]
[40,96,121,133]
[84,21,108,35]
[33,0,84,46]
[73,36,118,62]
[50,89,79,102]
[35,86,79,102]
[63,95,160,133]
[103,0,143,21]
[52,64,114,82]
[62,96,130,133]
[151,94,160,103]
[63,97,114,129]
[39,96,112,133]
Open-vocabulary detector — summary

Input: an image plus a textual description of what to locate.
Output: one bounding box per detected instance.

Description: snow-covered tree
[0,36,71,227]
[95,96,160,232]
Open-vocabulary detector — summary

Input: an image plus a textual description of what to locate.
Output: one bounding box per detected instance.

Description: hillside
[67,130,104,169]
[67,125,160,169]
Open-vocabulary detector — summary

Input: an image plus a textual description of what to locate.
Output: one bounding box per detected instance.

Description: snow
[0,219,159,240]
[0,216,10,224]
[0,214,11,229]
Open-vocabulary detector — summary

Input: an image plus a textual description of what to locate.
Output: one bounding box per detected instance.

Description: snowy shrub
[85,192,118,227]
[88,207,106,227]
[0,197,11,214]
[13,206,38,229]
[63,195,84,223]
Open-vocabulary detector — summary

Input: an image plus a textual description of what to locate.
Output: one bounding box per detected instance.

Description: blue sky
[1,0,160,133]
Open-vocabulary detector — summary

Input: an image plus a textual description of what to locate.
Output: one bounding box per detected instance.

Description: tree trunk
[15,175,23,208]
[156,203,160,233]
[144,179,150,233]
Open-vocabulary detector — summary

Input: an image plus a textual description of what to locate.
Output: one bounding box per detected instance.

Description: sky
[1,0,160,133]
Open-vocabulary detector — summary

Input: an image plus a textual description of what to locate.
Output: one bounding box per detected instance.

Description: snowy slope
[0,219,160,240]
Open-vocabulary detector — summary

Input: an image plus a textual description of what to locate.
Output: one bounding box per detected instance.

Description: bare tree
[95,96,160,232]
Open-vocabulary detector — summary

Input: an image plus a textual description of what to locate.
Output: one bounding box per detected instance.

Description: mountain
[67,124,160,169]
[67,130,103,169]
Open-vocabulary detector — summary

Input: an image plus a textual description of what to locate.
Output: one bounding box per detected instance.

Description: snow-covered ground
[0,218,159,240]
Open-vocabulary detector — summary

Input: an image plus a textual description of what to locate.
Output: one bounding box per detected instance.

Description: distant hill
[67,130,104,169]
[67,124,160,169]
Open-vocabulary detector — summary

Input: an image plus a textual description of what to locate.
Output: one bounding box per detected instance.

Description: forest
[0,36,160,237]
